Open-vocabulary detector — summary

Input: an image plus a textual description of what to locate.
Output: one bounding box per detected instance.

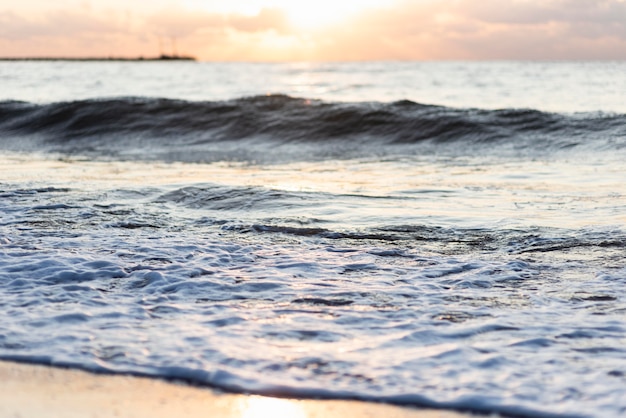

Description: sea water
[0,61,625,417]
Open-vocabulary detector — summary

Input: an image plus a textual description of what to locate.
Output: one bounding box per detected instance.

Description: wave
[1,95,625,162]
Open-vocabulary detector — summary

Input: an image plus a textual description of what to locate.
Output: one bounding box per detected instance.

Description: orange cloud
[0,9,124,40]
[147,9,225,38]
[309,0,626,60]
[228,8,291,34]
[1,1,625,60]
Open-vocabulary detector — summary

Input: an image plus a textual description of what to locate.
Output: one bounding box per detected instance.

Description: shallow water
[1,61,625,417]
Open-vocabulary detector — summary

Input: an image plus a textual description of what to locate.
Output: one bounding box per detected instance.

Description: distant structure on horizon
[0,35,196,62]
[0,55,196,62]
[152,36,195,61]
[154,53,195,61]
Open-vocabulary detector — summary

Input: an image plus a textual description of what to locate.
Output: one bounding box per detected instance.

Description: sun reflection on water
[239,397,307,418]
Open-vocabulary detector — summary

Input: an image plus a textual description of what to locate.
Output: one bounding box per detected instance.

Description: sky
[1,0,626,60]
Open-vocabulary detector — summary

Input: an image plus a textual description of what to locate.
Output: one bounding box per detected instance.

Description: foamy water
[1,61,625,417]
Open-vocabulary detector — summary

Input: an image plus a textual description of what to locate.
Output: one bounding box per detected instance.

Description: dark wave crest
[1,95,624,162]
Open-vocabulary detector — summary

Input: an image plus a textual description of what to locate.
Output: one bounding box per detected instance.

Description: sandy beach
[0,361,482,418]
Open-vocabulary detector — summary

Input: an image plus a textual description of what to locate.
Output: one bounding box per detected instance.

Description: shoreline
[0,360,484,418]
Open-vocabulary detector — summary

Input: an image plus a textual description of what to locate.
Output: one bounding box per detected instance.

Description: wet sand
[0,361,483,418]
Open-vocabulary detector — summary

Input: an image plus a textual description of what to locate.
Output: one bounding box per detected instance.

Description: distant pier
[0,54,196,62]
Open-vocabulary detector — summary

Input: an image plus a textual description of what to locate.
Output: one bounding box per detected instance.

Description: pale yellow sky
[1,0,626,60]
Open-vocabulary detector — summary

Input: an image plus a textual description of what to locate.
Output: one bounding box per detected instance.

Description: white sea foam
[1,61,625,417]
[1,153,625,417]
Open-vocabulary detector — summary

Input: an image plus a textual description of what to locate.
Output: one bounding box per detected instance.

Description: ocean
[0,61,625,417]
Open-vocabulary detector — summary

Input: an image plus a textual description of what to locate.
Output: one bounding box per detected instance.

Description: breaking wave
[1,95,624,162]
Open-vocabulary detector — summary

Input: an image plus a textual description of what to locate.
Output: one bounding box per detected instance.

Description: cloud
[312,0,626,60]
[0,9,124,40]
[228,8,290,34]
[120,7,291,39]
[0,5,293,58]
[0,5,292,39]
[147,9,225,38]
[456,0,626,25]
[0,11,33,40]
[1,0,626,60]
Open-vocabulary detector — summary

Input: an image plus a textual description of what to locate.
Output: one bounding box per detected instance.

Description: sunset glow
[186,0,387,26]
[275,0,387,29]
[1,0,626,60]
